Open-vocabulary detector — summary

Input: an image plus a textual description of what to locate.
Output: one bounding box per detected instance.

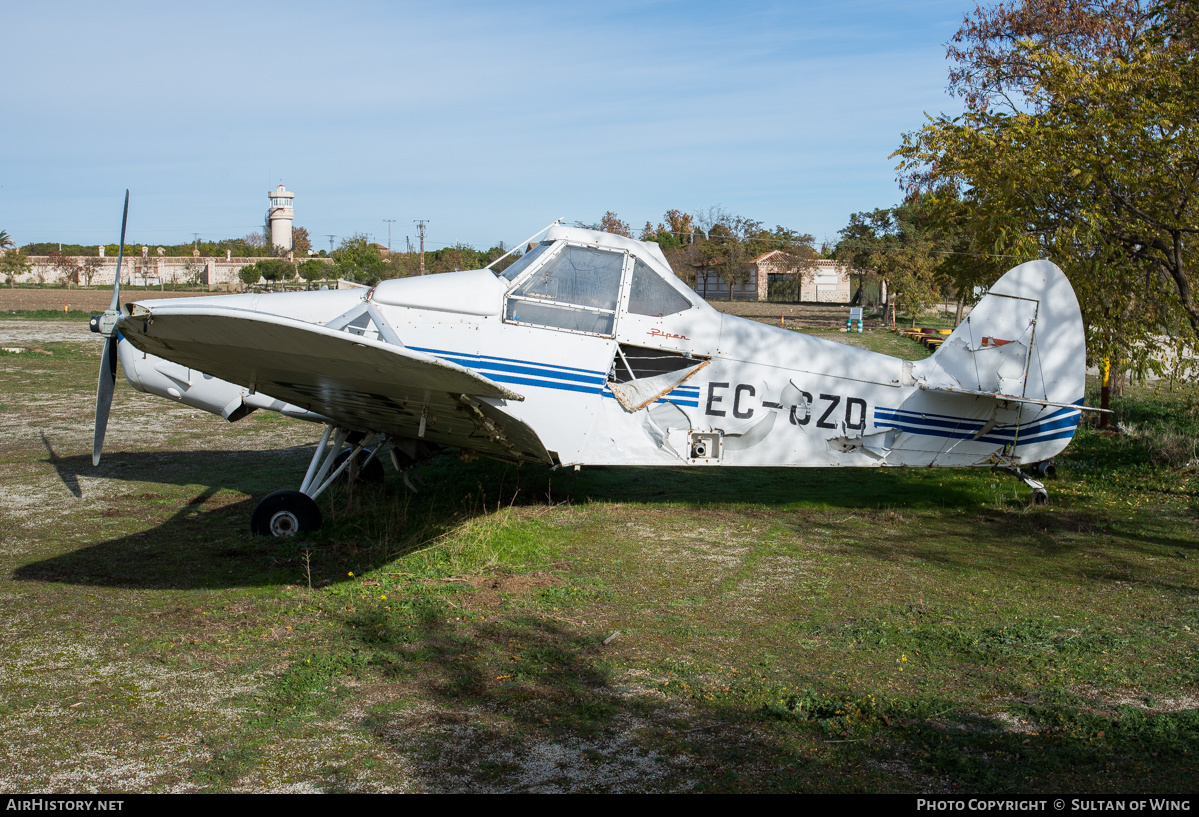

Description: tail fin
[909,260,1086,462]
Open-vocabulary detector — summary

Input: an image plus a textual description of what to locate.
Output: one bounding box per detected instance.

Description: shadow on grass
[40,446,320,499]
[17,450,992,591]
[287,599,1199,792]
[15,448,1199,790]
[45,445,991,510]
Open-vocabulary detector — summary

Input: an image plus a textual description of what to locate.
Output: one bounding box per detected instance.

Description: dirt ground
[0,288,213,314]
[0,320,101,345]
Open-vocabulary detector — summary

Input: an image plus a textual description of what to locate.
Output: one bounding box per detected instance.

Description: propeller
[92,190,129,466]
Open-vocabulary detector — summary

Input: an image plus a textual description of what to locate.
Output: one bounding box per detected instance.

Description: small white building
[690,252,858,303]
[266,184,295,251]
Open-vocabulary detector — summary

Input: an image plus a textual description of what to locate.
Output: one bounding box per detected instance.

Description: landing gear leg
[996,464,1048,506]
[387,437,436,493]
[251,424,385,537]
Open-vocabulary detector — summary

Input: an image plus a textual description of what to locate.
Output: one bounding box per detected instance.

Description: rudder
[909,260,1086,463]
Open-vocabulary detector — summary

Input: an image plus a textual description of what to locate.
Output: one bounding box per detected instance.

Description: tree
[0,248,31,287]
[895,0,1199,379]
[600,211,631,238]
[0,230,13,251]
[835,199,950,326]
[332,234,385,284]
[292,226,312,255]
[47,249,80,288]
[243,232,267,251]
[238,265,261,286]
[255,258,294,282]
[80,256,104,288]
[298,258,329,283]
[663,210,695,243]
[693,209,816,297]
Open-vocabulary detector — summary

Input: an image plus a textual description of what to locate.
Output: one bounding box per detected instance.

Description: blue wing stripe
[436,356,606,387]
[488,374,603,395]
[408,345,605,378]
[411,343,700,404]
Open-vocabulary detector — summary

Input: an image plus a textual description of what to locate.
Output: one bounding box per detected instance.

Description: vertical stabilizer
[907,260,1087,463]
[911,260,1085,408]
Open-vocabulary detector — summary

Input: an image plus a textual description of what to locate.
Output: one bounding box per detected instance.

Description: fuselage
[118,226,1083,470]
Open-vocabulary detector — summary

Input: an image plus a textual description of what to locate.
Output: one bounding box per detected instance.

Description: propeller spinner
[91,190,129,466]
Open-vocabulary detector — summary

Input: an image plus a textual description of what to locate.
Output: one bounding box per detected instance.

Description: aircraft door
[615,257,715,356]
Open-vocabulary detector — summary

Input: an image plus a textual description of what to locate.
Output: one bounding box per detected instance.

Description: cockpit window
[513,246,624,310]
[497,241,555,281]
[505,245,626,336]
[628,259,693,317]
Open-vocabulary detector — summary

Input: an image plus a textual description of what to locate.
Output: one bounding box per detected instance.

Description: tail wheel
[332,448,385,484]
[1031,488,1049,506]
[251,490,323,537]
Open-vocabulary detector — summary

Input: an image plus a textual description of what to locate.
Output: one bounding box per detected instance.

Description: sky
[1,0,968,253]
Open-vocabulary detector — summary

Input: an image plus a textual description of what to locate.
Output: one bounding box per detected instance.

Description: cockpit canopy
[497,226,696,337]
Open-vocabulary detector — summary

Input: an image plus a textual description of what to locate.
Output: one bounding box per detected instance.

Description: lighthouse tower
[266,184,295,251]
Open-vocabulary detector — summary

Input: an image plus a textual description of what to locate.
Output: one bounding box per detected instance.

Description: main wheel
[332,448,385,484]
[251,490,323,537]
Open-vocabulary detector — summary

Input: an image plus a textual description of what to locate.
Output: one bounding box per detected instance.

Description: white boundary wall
[6,255,333,289]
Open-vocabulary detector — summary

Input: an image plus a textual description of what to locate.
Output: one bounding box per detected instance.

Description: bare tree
[182,257,205,288]
[80,256,103,288]
[47,249,80,288]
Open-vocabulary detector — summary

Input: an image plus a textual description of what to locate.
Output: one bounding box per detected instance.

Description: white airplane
[91,193,1093,537]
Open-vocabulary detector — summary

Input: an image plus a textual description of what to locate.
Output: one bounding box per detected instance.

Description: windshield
[497,241,556,281]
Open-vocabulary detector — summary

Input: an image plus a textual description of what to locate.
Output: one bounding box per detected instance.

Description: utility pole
[193,232,200,247]
[383,219,396,252]
[414,219,428,275]
[326,234,335,253]
[406,236,412,253]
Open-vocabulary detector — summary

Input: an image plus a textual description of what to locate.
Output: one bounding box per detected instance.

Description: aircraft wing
[118,305,554,464]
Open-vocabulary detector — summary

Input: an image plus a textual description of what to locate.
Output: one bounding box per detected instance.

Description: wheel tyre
[332,449,385,484]
[251,490,323,537]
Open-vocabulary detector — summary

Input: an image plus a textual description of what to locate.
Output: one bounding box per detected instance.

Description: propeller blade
[94,190,129,466]
[93,334,118,466]
[108,190,129,313]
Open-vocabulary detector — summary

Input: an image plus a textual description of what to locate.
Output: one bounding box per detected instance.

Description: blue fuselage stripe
[874,405,1081,446]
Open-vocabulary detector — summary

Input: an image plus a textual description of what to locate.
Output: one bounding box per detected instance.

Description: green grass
[799,326,934,359]
[0,342,1196,792]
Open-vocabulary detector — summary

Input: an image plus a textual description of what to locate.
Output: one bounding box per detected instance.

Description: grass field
[0,328,1196,793]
